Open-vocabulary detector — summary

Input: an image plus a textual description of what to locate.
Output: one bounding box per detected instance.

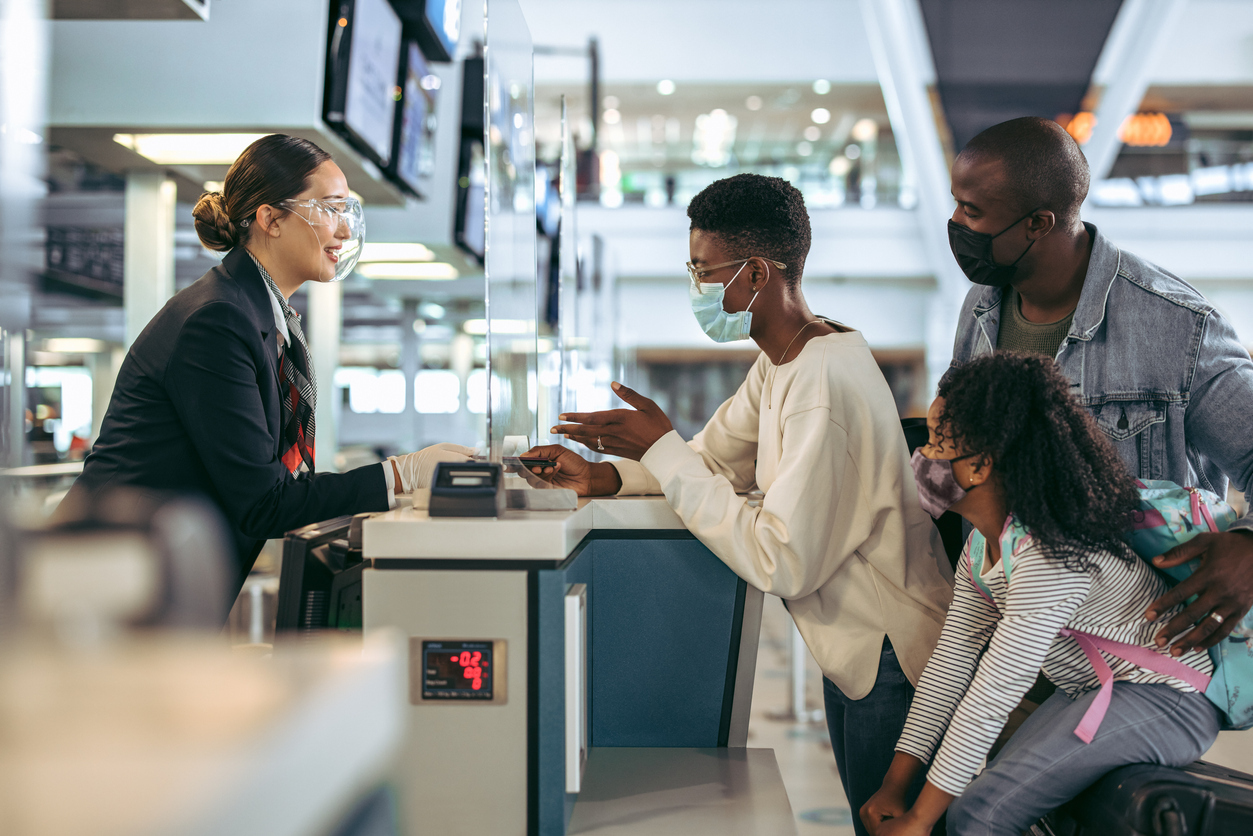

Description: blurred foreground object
[0,630,405,836]
[27,487,234,639]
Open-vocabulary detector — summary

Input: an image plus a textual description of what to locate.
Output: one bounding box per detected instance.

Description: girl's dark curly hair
[937,352,1140,573]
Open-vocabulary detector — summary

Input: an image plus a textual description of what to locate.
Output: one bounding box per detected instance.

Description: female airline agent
[67,135,467,611]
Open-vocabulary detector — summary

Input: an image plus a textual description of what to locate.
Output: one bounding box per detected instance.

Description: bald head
[957,117,1090,226]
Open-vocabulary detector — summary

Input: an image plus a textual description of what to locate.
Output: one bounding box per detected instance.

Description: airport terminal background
[4,1,1253,835]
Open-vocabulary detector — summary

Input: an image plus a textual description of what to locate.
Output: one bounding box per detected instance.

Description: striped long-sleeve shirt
[896,525,1213,796]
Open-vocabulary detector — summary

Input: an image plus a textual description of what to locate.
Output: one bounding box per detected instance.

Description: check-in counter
[360,495,796,836]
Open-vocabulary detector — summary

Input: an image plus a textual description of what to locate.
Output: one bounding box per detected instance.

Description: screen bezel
[410,637,508,705]
[323,0,405,172]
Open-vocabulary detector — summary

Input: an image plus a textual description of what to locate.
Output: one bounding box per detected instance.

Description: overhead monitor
[394,0,462,63]
[324,0,404,168]
[389,42,438,197]
[454,138,485,263]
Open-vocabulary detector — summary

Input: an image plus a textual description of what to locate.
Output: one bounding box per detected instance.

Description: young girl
[862,353,1224,836]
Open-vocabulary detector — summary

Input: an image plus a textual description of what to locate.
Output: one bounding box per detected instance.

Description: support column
[4,332,25,468]
[0,0,48,469]
[860,0,970,397]
[123,171,176,348]
[87,345,124,444]
[399,299,423,453]
[1084,0,1189,183]
[305,280,342,471]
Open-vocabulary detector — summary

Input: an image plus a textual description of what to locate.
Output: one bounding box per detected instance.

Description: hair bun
[192,191,239,252]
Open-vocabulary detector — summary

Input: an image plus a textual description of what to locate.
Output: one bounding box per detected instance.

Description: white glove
[388,443,476,493]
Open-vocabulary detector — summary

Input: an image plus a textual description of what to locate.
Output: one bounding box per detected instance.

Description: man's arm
[1148,309,1253,651]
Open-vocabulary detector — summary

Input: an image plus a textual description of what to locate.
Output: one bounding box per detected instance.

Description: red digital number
[472,677,482,690]
[458,651,471,666]
[471,651,482,664]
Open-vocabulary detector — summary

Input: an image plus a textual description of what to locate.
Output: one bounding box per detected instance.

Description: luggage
[1036,760,1253,836]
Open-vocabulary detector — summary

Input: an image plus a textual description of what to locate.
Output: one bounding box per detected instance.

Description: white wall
[50,0,329,128]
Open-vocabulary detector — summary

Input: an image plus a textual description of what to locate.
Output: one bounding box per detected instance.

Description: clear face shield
[279,197,366,282]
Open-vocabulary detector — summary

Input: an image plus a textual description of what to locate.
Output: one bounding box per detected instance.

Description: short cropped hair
[687,174,811,285]
[958,117,1090,226]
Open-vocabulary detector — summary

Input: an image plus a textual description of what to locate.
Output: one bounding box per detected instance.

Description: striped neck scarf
[250,253,316,475]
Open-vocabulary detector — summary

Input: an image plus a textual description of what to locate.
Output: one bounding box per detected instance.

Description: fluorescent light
[462,319,532,336]
[202,180,223,192]
[43,338,107,354]
[810,107,831,125]
[812,79,831,95]
[657,79,676,96]
[360,242,435,263]
[113,133,268,165]
[357,262,460,280]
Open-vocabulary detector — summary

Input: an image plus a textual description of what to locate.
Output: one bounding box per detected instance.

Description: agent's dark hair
[687,173,811,286]
[937,352,1139,573]
[957,117,1090,227]
[192,134,331,252]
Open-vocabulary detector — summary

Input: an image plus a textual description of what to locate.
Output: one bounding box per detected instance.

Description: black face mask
[947,210,1038,287]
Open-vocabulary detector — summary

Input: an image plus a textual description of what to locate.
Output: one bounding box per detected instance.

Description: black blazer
[72,247,389,591]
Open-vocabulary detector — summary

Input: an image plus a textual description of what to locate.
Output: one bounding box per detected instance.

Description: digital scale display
[422,640,495,700]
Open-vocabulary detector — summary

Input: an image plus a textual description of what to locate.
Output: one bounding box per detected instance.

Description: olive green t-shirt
[996,287,1075,358]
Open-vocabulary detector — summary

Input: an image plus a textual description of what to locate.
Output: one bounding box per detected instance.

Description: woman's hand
[550,382,674,461]
[861,786,908,835]
[522,444,622,497]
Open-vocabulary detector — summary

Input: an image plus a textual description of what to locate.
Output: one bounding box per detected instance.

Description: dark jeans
[823,637,928,836]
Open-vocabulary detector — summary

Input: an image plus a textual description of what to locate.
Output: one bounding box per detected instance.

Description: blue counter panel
[586,537,743,747]
[534,533,746,836]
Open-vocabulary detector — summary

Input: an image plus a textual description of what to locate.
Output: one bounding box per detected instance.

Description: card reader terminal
[429,462,505,517]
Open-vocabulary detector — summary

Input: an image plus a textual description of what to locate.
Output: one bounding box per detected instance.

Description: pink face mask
[910,448,979,518]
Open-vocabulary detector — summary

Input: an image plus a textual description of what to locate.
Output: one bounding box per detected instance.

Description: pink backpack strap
[1058,627,1212,744]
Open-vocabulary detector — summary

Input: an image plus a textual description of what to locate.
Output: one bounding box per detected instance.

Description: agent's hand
[550,382,674,461]
[522,444,622,497]
[388,443,476,493]
[861,786,908,835]
[1146,529,1253,653]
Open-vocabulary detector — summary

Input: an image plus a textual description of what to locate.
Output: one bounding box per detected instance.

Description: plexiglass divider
[482,0,538,460]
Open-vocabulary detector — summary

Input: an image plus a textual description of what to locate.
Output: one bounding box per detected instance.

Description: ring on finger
[597,436,605,451]
[1209,612,1225,625]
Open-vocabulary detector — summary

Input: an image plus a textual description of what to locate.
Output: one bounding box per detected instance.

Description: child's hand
[874,813,933,836]
[860,787,907,835]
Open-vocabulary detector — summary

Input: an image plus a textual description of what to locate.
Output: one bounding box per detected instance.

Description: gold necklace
[767,319,823,409]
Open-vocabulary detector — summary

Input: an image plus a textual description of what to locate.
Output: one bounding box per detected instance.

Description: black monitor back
[276,515,367,635]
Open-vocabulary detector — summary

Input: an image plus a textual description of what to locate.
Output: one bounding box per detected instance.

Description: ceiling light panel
[113,133,270,165]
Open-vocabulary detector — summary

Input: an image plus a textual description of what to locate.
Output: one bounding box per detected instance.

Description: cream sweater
[612,331,953,699]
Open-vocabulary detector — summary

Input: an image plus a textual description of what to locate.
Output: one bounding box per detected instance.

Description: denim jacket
[951,223,1253,532]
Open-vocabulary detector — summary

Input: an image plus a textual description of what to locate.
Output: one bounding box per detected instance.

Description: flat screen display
[425,0,462,60]
[456,138,486,262]
[344,0,403,165]
[422,640,494,700]
[393,42,437,194]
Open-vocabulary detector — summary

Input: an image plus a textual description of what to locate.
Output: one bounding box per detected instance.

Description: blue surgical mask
[690,262,760,343]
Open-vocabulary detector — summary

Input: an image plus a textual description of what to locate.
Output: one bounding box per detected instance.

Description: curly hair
[687,173,811,286]
[937,352,1139,573]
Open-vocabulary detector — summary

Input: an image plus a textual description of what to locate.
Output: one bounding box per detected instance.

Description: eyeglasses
[686,257,786,287]
[280,196,364,233]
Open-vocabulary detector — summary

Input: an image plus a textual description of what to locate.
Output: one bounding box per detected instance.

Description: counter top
[0,632,404,836]
[362,495,686,561]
